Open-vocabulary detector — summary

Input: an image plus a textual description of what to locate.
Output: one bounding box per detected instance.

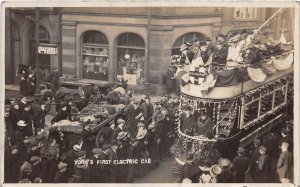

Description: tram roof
[181,66,293,100]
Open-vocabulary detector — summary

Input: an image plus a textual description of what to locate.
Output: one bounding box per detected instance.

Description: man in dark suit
[249,139,261,178]
[124,100,144,137]
[53,162,68,183]
[50,67,60,98]
[51,104,69,124]
[180,105,195,136]
[20,105,33,137]
[165,66,175,94]
[141,96,154,126]
[31,103,46,132]
[232,147,250,182]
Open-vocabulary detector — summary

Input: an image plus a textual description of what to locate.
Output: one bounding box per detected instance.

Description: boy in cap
[54,162,68,183]
[232,147,250,182]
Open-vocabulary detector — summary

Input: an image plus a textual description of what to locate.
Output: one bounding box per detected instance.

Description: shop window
[234,8,257,20]
[116,33,145,85]
[82,31,109,81]
[172,32,207,55]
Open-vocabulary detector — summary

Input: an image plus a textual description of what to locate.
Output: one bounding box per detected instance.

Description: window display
[116,33,145,85]
[81,31,109,81]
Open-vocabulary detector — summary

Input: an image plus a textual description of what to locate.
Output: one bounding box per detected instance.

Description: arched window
[172,32,207,55]
[116,33,145,85]
[29,26,51,71]
[81,31,109,80]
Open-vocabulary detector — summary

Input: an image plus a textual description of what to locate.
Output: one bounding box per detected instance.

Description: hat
[92,148,102,155]
[117,131,128,140]
[102,144,111,150]
[182,178,192,183]
[281,128,291,135]
[259,146,267,152]
[206,37,212,42]
[76,150,87,158]
[210,164,223,177]
[117,118,125,124]
[180,44,189,52]
[33,177,42,183]
[58,162,68,170]
[218,158,232,171]
[111,139,118,146]
[136,129,147,140]
[216,34,225,39]
[200,41,207,47]
[73,144,81,152]
[238,147,246,153]
[254,139,261,146]
[148,122,156,130]
[17,120,26,127]
[30,156,41,163]
[132,100,139,105]
[137,122,145,128]
[20,162,32,173]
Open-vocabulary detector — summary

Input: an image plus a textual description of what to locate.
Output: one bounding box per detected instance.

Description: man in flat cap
[249,139,262,178]
[232,147,250,182]
[54,162,68,183]
[89,148,103,183]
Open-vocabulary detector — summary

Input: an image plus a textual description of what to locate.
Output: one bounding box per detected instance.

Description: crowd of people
[5,85,182,183]
[180,129,293,183]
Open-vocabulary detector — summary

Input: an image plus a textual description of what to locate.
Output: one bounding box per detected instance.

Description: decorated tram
[171,8,294,172]
[176,61,293,159]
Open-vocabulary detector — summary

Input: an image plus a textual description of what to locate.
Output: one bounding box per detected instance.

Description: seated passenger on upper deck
[212,34,229,66]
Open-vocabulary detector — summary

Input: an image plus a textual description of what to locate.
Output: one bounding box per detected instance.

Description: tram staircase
[217,101,237,137]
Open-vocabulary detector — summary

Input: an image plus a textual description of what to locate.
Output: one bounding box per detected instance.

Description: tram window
[244,100,259,123]
[260,94,273,115]
[274,87,286,107]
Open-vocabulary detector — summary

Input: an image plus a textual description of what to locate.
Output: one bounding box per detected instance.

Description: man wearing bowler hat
[232,147,250,182]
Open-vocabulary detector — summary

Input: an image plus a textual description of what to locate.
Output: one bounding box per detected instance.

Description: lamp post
[35,7,41,94]
[145,7,151,83]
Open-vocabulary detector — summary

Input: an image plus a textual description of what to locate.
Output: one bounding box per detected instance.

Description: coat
[20,110,33,137]
[53,171,68,183]
[193,116,213,138]
[232,155,250,182]
[253,154,271,182]
[9,107,20,133]
[165,69,175,90]
[277,151,293,181]
[31,103,46,129]
[181,114,195,136]
[141,102,154,125]
[124,104,144,136]
[212,42,229,65]
[20,76,27,96]
[147,130,160,164]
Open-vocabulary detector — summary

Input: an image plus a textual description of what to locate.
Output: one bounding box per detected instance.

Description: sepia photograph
[2,2,298,185]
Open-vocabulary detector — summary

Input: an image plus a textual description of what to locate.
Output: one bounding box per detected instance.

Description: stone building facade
[6,7,294,86]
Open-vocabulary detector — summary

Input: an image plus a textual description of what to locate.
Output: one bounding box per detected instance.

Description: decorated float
[170,8,294,181]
